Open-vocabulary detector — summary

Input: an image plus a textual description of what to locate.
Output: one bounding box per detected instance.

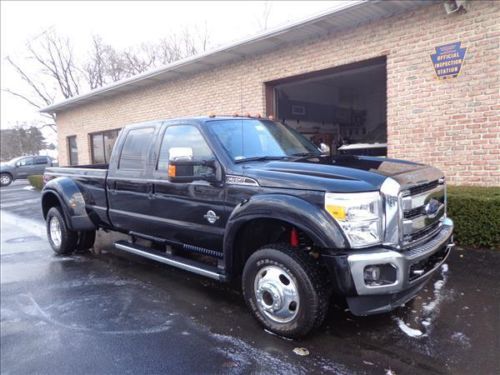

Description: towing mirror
[167,159,220,184]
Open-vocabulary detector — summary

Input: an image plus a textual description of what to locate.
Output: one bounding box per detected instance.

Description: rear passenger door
[107,124,160,234]
[33,156,50,175]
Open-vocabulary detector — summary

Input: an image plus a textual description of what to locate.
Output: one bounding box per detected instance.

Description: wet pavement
[1,180,499,374]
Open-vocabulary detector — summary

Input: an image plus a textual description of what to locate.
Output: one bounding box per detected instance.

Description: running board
[114,240,226,281]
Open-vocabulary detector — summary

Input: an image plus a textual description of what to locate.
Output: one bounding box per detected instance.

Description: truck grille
[400,179,445,247]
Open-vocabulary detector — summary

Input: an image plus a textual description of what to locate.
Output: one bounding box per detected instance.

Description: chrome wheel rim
[254,265,300,323]
[49,216,62,248]
[0,175,10,185]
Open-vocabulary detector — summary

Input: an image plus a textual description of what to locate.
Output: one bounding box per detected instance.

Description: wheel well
[1,172,12,178]
[41,192,61,219]
[231,218,316,278]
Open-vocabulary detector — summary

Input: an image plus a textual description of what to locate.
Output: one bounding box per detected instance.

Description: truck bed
[44,163,109,179]
[44,164,110,226]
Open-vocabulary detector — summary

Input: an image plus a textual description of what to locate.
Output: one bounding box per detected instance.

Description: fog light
[363,263,397,286]
[364,266,381,283]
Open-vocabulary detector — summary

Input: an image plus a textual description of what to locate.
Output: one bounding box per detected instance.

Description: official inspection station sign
[430,42,467,79]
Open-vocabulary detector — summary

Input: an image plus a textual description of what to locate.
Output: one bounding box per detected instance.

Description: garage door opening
[267,57,387,156]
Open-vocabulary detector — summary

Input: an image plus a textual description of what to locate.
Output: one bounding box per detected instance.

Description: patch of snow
[293,347,309,356]
[385,369,396,375]
[394,318,425,338]
[451,332,471,348]
[441,263,448,273]
[434,280,445,291]
[23,185,35,191]
[211,332,304,374]
[0,210,46,237]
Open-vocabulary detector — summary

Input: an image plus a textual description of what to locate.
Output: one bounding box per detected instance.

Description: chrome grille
[400,179,445,246]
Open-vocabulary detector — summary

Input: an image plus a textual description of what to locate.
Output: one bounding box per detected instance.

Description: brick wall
[55,2,499,185]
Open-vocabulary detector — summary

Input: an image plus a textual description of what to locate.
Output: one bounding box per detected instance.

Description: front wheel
[0,173,12,187]
[46,207,78,255]
[242,244,330,338]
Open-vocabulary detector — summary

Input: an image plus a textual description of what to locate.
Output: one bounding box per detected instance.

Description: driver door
[148,124,227,251]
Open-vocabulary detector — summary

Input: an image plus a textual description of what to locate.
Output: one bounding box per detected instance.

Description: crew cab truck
[42,116,454,338]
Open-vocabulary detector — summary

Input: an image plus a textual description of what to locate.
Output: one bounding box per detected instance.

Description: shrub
[27,175,44,191]
[447,186,500,249]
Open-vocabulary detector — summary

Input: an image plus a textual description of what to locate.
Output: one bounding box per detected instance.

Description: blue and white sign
[430,42,467,79]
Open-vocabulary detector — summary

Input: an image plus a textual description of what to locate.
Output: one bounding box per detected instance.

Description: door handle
[148,183,155,200]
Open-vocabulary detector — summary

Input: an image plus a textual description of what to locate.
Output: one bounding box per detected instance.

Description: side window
[18,157,34,166]
[34,157,49,165]
[119,127,155,170]
[68,136,78,166]
[157,125,214,173]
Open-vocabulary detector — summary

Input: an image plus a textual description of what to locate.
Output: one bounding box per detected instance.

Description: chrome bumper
[347,218,454,296]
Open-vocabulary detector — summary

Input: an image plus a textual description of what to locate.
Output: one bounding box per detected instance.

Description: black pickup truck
[42,116,453,337]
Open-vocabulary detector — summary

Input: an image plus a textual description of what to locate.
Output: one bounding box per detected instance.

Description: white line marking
[1,210,46,237]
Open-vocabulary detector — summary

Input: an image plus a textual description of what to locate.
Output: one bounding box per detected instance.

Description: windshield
[208,119,321,162]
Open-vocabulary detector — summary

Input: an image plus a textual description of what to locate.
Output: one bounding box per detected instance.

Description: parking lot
[1,180,499,374]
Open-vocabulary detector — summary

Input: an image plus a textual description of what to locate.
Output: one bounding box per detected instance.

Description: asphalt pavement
[1,180,499,374]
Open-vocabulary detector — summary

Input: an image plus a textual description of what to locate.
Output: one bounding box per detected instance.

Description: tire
[46,207,78,255]
[242,243,330,338]
[76,230,96,252]
[0,173,13,187]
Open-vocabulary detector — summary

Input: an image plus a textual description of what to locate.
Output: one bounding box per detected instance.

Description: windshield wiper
[234,156,290,164]
[290,152,322,159]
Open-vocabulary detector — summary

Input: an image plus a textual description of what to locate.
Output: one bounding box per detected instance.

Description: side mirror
[168,159,219,183]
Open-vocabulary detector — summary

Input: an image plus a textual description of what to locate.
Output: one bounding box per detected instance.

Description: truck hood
[242,155,444,193]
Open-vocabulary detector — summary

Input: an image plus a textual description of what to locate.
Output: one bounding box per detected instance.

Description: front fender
[223,194,347,272]
[42,177,96,231]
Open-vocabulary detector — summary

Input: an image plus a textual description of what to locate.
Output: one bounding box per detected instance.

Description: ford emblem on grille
[424,199,441,218]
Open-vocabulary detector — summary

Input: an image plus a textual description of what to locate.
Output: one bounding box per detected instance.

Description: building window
[118,127,155,170]
[67,136,78,166]
[90,129,121,164]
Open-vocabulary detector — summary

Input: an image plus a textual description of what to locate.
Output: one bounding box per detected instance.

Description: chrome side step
[114,240,226,281]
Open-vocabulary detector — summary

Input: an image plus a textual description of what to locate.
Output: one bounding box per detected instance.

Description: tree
[4,27,212,130]
[0,125,47,160]
[84,27,211,89]
[256,1,273,31]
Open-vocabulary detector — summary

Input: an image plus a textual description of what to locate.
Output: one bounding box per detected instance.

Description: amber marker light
[168,165,176,177]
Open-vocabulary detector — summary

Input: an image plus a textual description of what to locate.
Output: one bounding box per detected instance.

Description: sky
[1,0,350,132]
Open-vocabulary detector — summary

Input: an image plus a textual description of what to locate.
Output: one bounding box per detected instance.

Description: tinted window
[34,156,49,165]
[157,125,213,171]
[119,127,155,169]
[68,136,78,166]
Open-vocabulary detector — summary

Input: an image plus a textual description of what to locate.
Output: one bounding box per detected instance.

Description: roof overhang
[41,0,435,113]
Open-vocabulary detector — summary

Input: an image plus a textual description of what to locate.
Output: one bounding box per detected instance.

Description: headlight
[325,192,383,248]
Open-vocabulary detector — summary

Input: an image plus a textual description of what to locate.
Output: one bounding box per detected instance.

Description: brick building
[42,0,499,186]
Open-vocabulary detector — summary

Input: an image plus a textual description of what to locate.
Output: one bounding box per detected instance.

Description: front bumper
[326,218,454,316]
